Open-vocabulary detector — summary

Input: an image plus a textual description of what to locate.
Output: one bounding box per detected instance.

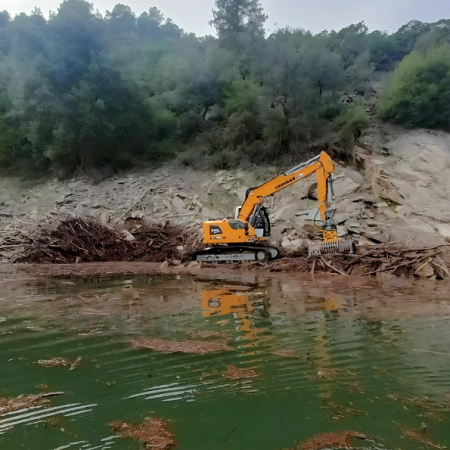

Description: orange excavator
[193,151,354,262]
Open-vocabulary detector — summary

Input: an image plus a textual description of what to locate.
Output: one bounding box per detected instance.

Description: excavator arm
[238,152,336,235]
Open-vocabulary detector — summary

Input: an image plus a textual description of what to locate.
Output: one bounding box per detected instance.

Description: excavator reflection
[201,287,273,353]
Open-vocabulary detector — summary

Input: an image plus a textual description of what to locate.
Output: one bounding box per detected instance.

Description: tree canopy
[0,0,448,176]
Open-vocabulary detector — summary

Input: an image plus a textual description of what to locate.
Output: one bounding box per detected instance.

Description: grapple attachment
[308,240,355,257]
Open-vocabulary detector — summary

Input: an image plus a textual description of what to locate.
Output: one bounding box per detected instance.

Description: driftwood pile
[238,244,450,279]
[0,216,200,264]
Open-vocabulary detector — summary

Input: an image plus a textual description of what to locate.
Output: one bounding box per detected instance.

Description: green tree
[210,0,267,41]
[378,45,450,128]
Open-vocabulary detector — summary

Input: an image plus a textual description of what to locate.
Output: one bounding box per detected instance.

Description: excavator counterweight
[193,152,355,262]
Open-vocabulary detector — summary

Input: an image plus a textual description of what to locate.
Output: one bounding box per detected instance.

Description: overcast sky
[3,0,450,36]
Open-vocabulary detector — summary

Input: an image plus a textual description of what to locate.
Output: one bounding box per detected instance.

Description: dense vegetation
[0,0,449,176]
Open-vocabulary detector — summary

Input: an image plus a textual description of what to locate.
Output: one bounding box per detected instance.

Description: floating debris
[129,338,233,354]
[402,427,447,449]
[0,392,63,415]
[70,356,83,371]
[38,357,72,367]
[188,330,229,339]
[298,431,368,450]
[109,418,176,449]
[225,365,261,380]
[309,368,340,380]
[272,349,299,359]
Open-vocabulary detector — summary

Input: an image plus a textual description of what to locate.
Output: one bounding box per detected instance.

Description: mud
[0,392,63,414]
[224,365,261,380]
[298,431,368,450]
[272,349,300,358]
[109,418,176,449]
[129,338,233,354]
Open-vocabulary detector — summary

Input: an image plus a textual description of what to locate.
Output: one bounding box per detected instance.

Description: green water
[1,272,450,450]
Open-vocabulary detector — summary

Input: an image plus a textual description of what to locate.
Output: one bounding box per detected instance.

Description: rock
[201,207,219,220]
[235,186,249,203]
[177,191,189,199]
[159,261,169,269]
[187,261,201,269]
[122,230,136,241]
[281,238,307,253]
[307,182,318,200]
[168,260,181,266]
[223,184,233,191]
[337,225,348,237]
[172,197,186,212]
[161,169,169,177]
[415,261,435,278]
[301,223,321,236]
[333,178,360,198]
[435,223,450,238]
[176,246,184,251]
[274,203,307,222]
[365,230,390,243]
[131,211,144,219]
[162,199,172,210]
[100,212,109,226]
[445,237,450,243]
[333,213,350,225]
[372,175,403,204]
[373,202,388,208]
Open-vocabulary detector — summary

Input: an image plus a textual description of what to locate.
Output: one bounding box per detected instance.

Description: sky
[3,0,450,36]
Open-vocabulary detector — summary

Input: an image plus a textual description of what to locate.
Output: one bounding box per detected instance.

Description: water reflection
[202,286,274,352]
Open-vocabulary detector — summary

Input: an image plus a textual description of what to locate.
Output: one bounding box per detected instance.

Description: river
[0,266,449,449]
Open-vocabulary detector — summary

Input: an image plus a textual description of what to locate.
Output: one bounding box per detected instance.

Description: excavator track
[193,244,280,263]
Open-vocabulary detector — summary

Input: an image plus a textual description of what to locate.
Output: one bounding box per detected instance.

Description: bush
[336,106,370,148]
[377,45,450,128]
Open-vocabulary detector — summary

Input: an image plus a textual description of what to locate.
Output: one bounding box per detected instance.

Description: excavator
[193,151,355,263]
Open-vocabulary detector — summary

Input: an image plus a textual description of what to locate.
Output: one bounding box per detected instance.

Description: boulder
[100,212,109,226]
[365,230,390,243]
[235,186,249,203]
[281,238,307,253]
[122,230,136,241]
[333,178,360,198]
[333,213,350,225]
[172,197,186,213]
[273,202,307,222]
[201,207,220,220]
[414,261,435,278]
[435,223,450,238]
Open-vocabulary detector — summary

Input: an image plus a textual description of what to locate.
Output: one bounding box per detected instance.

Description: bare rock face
[333,178,360,198]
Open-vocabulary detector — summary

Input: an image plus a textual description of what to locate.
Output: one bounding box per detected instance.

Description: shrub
[377,45,450,128]
[336,106,370,148]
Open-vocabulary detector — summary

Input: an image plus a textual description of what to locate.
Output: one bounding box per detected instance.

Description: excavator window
[254,207,271,237]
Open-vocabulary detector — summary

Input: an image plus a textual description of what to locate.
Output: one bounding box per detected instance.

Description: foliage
[0,0,448,176]
[378,45,450,128]
[336,106,370,148]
